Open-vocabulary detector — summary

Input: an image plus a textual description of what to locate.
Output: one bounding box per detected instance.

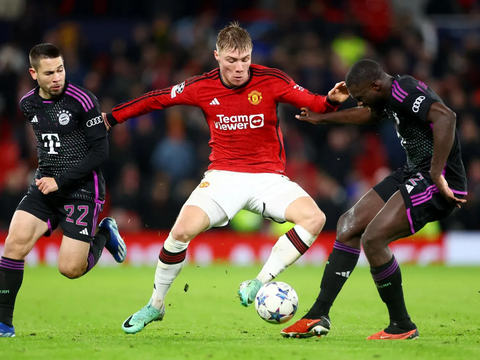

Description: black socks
[304,241,360,319]
[85,227,110,274]
[371,255,415,330]
[0,257,24,327]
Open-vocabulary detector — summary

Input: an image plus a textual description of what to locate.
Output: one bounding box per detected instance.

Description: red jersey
[106,64,340,174]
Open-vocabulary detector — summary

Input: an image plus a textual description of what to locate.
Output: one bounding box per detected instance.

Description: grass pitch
[2,264,479,360]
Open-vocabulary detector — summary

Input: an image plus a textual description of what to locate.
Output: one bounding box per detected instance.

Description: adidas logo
[406,184,414,193]
[31,115,38,123]
[79,228,89,235]
[210,98,220,105]
[335,271,351,278]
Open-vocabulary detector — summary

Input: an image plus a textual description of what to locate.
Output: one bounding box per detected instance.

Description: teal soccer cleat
[238,279,263,307]
[99,217,127,263]
[0,322,15,337]
[122,300,165,334]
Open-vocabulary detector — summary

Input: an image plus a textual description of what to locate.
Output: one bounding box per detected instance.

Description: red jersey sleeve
[273,69,340,113]
[105,77,199,126]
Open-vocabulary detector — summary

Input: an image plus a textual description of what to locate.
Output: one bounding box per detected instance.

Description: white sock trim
[163,234,189,253]
[292,224,316,247]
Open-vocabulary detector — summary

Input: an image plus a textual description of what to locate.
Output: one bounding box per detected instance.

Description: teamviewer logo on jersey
[249,114,264,128]
[214,114,264,131]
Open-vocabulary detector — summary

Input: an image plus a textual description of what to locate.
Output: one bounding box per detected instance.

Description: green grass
[2,265,480,360]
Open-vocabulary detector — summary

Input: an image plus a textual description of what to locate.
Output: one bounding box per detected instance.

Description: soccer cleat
[99,217,127,263]
[238,279,263,307]
[367,328,419,340]
[281,316,331,338]
[0,322,15,337]
[122,300,165,334]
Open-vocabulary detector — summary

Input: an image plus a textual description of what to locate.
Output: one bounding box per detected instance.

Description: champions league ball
[255,281,298,324]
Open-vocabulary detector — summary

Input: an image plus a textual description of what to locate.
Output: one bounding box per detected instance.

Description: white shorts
[184,170,310,229]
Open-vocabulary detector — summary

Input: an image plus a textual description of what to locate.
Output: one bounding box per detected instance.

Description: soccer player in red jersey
[102,22,349,334]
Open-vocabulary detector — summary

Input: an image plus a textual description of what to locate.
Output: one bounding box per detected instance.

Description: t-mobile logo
[41,133,61,154]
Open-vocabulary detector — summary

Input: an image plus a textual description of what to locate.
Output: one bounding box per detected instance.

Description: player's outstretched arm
[428,102,466,208]
[296,106,380,125]
[103,79,197,128]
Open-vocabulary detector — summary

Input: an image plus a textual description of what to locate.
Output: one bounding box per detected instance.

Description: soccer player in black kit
[281,59,467,340]
[0,44,127,338]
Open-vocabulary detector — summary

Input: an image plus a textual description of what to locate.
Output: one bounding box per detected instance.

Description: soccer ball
[255,281,298,324]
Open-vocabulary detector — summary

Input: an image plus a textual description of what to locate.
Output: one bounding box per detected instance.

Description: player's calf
[0,256,24,337]
[58,263,85,279]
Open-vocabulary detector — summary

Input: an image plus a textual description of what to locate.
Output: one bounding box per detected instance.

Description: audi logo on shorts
[412,96,425,113]
[86,115,103,127]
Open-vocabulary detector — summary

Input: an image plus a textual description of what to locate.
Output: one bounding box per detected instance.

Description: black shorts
[373,168,460,234]
[16,184,104,242]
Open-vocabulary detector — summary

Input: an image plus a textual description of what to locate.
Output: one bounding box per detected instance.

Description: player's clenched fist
[35,177,59,195]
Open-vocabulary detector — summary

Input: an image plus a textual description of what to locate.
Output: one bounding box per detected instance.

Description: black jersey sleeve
[54,92,109,189]
[390,77,438,122]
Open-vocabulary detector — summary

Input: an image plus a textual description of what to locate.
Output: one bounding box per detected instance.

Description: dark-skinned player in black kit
[281,59,467,340]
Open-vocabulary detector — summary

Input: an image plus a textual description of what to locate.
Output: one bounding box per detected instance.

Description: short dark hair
[345,59,384,88]
[29,43,62,69]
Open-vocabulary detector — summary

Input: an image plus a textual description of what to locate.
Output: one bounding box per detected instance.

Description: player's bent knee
[336,212,349,235]
[59,269,83,279]
[298,209,325,237]
[360,234,384,255]
[336,211,362,246]
[58,264,84,279]
[314,210,326,235]
[3,234,32,260]
[170,225,199,243]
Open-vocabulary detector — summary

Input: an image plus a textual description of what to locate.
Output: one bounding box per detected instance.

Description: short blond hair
[216,22,253,53]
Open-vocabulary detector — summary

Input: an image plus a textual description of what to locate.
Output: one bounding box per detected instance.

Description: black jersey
[19,81,108,203]
[381,75,467,192]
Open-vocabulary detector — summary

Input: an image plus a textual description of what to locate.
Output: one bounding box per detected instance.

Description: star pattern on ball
[268,308,285,323]
[276,287,289,299]
[257,293,268,307]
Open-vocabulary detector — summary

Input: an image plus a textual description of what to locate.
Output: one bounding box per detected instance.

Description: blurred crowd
[1,0,480,231]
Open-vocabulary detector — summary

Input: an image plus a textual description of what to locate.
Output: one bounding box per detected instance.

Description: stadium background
[0,0,479,266]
